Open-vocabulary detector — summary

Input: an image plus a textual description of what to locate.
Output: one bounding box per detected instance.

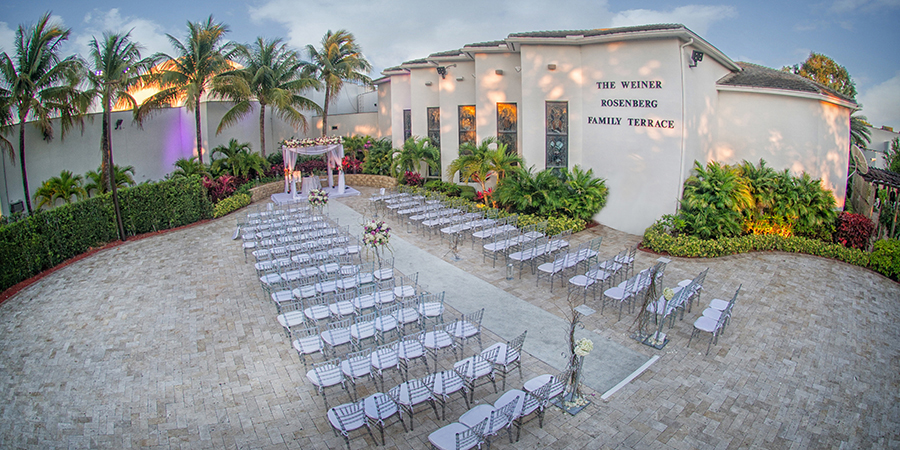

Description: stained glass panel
[427,107,441,177]
[403,109,412,143]
[545,101,568,169]
[497,103,517,155]
[458,105,476,147]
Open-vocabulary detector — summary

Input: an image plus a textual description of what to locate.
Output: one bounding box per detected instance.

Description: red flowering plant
[404,171,424,187]
[475,187,494,205]
[202,174,237,203]
[834,212,874,250]
[342,155,362,174]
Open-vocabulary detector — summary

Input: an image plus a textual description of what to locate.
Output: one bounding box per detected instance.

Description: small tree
[885,137,900,174]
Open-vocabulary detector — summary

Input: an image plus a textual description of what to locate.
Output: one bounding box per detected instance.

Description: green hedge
[0,177,212,292]
[870,239,900,279]
[642,220,878,272]
[516,213,586,236]
[214,194,251,218]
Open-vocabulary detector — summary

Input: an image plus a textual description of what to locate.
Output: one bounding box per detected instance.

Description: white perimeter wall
[713,89,851,206]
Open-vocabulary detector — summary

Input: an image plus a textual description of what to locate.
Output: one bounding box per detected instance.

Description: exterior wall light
[688,50,704,68]
[456,76,465,81]
[425,81,433,86]
[495,69,504,75]
[547,64,557,71]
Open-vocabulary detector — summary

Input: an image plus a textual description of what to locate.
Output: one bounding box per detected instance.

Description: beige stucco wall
[377,81,392,139]
[387,74,410,149]
[437,61,476,180]
[474,52,523,154]
[714,89,851,207]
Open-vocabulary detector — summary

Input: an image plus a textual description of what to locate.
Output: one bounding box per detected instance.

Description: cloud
[857,72,900,129]
[608,5,738,35]
[248,0,620,73]
[0,22,14,55]
[830,0,900,13]
[69,9,173,61]
[249,1,740,74]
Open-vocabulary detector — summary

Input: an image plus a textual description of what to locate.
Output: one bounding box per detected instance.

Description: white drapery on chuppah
[281,142,345,196]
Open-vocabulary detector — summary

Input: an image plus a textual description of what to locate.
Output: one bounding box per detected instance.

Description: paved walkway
[0,186,898,449]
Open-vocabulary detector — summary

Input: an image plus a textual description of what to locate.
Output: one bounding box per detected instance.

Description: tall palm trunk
[321,85,330,137]
[195,97,204,164]
[259,103,266,157]
[104,96,126,242]
[18,120,32,214]
[100,95,111,192]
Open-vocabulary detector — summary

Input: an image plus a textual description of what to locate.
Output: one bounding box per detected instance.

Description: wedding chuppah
[272,136,360,205]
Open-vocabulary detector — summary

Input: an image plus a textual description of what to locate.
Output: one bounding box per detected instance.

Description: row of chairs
[690,284,741,355]
[286,292,450,367]
[535,237,604,291]
[427,369,567,450]
[307,320,515,410]
[601,258,668,320]
[567,244,638,302]
[481,222,548,268]
[326,331,534,449]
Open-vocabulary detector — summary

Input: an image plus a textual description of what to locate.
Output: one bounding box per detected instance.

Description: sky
[1,0,898,129]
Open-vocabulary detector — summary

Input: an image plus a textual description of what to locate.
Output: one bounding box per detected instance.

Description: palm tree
[85,31,151,241]
[141,16,233,163]
[391,136,440,177]
[0,12,84,214]
[33,170,86,209]
[170,156,210,178]
[305,30,371,137]
[210,138,268,179]
[214,37,321,157]
[84,164,136,197]
[85,32,150,192]
[850,113,871,150]
[561,165,608,222]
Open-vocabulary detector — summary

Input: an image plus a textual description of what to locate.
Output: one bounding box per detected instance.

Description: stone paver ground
[1,185,898,449]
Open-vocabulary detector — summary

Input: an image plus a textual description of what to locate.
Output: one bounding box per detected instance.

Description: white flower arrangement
[308,189,329,206]
[663,287,675,301]
[281,135,344,149]
[363,220,391,249]
[574,338,593,357]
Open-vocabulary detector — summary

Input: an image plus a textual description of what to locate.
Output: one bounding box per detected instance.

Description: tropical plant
[361,137,393,175]
[0,12,85,214]
[885,137,900,174]
[213,37,321,156]
[202,174,237,203]
[33,170,86,209]
[84,164,136,196]
[210,138,268,180]
[447,137,522,194]
[170,156,210,179]
[391,136,440,177]
[494,165,568,216]
[739,159,779,219]
[833,212,874,250]
[850,114,871,150]
[679,161,753,239]
[140,16,234,164]
[561,165,608,222]
[305,29,372,137]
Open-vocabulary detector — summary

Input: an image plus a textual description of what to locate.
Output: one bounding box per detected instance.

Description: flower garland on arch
[281,135,343,149]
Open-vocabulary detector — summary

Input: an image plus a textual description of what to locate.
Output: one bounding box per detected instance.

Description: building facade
[374,24,857,234]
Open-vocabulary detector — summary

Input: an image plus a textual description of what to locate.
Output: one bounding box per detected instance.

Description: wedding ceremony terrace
[0,186,898,449]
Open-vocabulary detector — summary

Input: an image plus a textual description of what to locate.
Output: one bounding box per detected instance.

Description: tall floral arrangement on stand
[308,188,328,212]
[362,219,391,264]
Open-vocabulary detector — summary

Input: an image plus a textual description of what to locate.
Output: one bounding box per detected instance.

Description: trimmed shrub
[213,194,251,218]
[870,239,900,280]
[643,219,870,267]
[834,212,874,250]
[0,177,212,292]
